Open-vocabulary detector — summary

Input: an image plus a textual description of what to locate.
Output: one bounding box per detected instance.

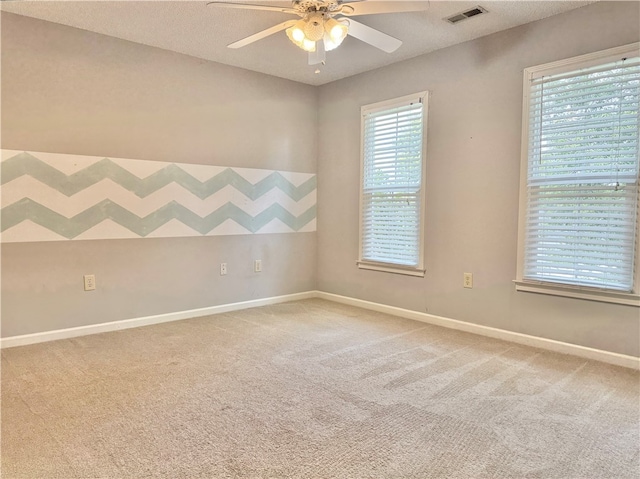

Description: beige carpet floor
[2,298,639,478]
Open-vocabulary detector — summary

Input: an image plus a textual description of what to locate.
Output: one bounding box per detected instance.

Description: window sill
[357,261,425,277]
[514,280,639,307]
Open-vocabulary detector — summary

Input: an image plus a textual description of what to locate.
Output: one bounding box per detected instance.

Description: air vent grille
[446,6,488,24]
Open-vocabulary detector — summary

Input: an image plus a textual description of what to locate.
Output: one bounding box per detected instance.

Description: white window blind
[524,54,640,292]
[360,93,426,271]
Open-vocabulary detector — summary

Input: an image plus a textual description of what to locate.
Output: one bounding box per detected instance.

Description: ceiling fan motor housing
[293,0,341,14]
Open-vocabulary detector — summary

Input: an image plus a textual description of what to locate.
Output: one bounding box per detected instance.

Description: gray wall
[317,1,640,357]
[3,4,639,357]
[1,13,318,336]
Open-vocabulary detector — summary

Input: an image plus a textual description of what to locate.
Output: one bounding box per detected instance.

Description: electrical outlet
[463,272,473,289]
[254,259,262,273]
[83,274,96,291]
[220,263,227,276]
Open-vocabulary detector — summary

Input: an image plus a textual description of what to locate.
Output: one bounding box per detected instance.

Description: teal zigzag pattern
[2,198,316,238]
[1,152,316,200]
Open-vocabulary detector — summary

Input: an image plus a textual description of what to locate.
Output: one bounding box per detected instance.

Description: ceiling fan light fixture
[324,18,348,43]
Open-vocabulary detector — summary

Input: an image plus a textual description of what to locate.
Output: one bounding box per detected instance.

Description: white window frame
[358,91,428,277]
[515,43,640,307]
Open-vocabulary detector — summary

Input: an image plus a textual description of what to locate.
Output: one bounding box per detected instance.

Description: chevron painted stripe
[1,152,316,200]
[0,150,316,242]
[2,178,317,218]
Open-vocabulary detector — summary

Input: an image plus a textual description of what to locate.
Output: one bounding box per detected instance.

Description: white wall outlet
[83,274,96,291]
[463,272,473,289]
[220,263,227,276]
[254,259,262,273]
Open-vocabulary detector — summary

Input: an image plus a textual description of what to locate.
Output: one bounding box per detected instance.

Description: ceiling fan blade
[309,40,326,65]
[206,2,298,15]
[340,17,402,53]
[228,20,296,49]
[340,1,429,16]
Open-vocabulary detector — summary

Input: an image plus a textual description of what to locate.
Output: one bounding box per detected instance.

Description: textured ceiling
[1,0,594,85]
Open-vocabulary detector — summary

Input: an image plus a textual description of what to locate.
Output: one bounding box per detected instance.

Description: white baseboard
[2,289,638,370]
[0,291,316,349]
[315,291,640,371]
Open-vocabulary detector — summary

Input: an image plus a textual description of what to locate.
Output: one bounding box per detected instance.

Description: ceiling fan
[207,1,429,66]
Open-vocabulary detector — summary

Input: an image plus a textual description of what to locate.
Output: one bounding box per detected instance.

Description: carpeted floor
[2,298,639,478]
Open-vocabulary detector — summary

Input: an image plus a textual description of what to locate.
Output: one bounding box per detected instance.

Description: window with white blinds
[517,44,640,302]
[359,92,428,276]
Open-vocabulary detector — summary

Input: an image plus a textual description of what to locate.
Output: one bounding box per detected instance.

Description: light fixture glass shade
[286,20,308,49]
[324,18,348,43]
[323,37,339,51]
[302,38,316,52]
[323,32,345,51]
[292,27,305,43]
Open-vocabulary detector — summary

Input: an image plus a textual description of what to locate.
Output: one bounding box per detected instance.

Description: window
[358,92,428,276]
[516,44,640,306]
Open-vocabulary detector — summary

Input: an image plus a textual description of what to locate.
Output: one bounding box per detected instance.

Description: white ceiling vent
[445,6,488,24]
